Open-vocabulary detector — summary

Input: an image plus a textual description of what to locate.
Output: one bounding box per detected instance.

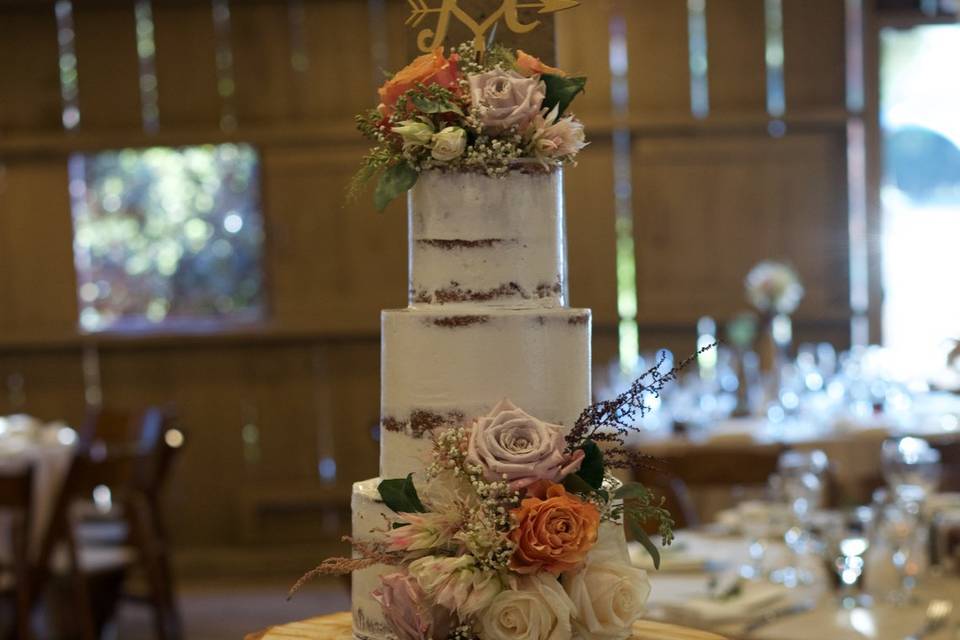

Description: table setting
[633,437,960,639]
[0,414,78,558]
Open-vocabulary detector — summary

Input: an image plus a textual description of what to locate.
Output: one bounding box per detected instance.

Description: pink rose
[530,107,588,161]
[372,572,453,640]
[468,70,545,134]
[465,399,584,491]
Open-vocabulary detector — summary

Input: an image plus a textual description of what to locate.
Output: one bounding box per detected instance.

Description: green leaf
[410,94,464,116]
[577,440,604,490]
[373,161,418,212]
[625,511,661,570]
[378,474,427,514]
[562,472,596,496]
[541,74,587,116]
[614,482,654,501]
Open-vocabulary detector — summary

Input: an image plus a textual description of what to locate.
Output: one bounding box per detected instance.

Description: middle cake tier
[380,306,591,479]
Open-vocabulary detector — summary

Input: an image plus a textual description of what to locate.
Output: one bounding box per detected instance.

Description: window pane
[880,25,960,376]
[69,143,266,332]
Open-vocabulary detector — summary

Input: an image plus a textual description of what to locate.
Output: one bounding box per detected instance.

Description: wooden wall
[0,0,857,564]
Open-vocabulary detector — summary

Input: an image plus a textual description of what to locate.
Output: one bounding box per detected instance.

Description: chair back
[0,464,34,640]
[634,445,787,529]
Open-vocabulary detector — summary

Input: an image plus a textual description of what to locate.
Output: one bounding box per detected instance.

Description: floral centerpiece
[744,261,804,316]
[348,42,589,211]
[291,351,717,640]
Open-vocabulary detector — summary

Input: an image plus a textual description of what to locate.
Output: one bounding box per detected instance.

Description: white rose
[481,574,574,640]
[562,525,651,640]
[393,120,435,147]
[468,69,545,133]
[431,126,467,161]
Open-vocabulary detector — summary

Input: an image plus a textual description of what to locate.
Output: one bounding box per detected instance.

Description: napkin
[629,541,709,573]
[659,581,790,626]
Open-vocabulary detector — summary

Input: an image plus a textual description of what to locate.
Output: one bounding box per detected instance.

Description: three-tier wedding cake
[352,168,591,638]
[323,38,674,640]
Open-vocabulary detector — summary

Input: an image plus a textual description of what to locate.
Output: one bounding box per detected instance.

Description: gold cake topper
[406,0,580,53]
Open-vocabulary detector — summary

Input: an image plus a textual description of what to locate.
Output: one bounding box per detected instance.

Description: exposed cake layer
[380,307,591,479]
[351,478,392,640]
[408,169,567,308]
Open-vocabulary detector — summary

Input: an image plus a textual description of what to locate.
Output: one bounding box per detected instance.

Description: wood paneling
[153,3,221,127]
[0,159,78,340]
[73,3,141,130]
[624,0,691,117]
[261,146,407,333]
[783,0,847,112]
[556,0,613,116]
[706,0,767,114]
[0,5,62,132]
[632,132,850,324]
[566,138,618,326]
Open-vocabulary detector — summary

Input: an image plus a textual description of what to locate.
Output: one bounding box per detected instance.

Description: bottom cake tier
[351,478,392,640]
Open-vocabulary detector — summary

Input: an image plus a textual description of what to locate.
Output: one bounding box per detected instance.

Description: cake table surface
[244,611,727,640]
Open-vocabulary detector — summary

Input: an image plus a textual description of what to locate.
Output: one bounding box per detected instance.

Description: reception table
[245,611,728,640]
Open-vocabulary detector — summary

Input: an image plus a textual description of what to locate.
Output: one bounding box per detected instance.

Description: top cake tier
[408,169,567,308]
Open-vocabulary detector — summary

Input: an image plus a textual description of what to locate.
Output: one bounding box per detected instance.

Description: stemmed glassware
[881,437,942,507]
[820,508,873,608]
[772,449,829,586]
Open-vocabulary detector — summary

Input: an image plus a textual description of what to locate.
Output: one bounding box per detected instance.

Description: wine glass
[881,437,942,507]
[773,450,829,586]
[880,503,926,606]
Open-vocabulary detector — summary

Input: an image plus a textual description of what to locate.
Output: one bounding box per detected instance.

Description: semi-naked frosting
[409,170,567,307]
[352,169,591,639]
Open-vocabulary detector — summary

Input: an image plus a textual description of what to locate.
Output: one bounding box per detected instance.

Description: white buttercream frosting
[409,170,566,308]
[380,307,590,480]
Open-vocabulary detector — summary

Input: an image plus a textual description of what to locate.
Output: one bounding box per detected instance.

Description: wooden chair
[75,407,186,640]
[0,464,34,640]
[633,445,788,529]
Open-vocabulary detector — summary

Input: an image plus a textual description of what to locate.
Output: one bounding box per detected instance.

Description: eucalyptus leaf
[625,511,661,570]
[542,74,587,117]
[411,94,463,116]
[373,161,418,212]
[378,474,427,514]
[577,440,604,490]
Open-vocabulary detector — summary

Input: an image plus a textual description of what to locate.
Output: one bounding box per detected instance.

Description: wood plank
[72,2,141,130]
[566,138,618,326]
[624,0,691,117]
[260,146,406,334]
[632,132,850,326]
[0,158,79,341]
[705,0,767,115]
[782,0,847,112]
[152,2,221,127]
[0,5,62,132]
[229,2,293,126]
[556,0,613,116]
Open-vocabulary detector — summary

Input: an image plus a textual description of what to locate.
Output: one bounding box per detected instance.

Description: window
[69,143,266,332]
[880,25,960,375]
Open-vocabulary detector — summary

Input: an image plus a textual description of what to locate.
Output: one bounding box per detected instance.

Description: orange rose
[515,50,567,77]
[508,481,600,576]
[378,48,460,116]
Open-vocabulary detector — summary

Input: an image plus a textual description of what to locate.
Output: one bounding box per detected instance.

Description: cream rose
[562,524,651,640]
[480,574,575,640]
[465,399,584,490]
[431,126,467,161]
[393,120,435,148]
[468,70,545,134]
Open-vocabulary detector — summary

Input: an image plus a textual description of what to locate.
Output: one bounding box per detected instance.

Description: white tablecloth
[0,415,76,559]
[645,531,960,640]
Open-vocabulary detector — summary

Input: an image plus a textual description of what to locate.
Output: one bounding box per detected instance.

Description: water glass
[880,504,926,605]
[881,437,942,506]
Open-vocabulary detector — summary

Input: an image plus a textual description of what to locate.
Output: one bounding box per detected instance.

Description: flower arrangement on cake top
[291,351,717,640]
[349,41,588,211]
